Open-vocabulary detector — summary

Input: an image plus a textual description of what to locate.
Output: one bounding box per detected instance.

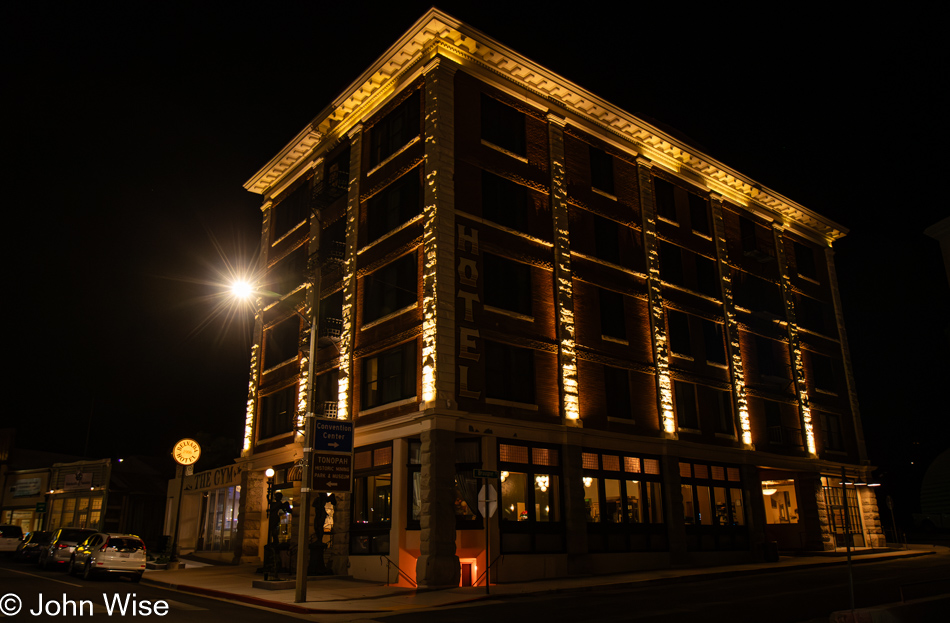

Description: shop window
[362,251,417,324]
[453,439,482,527]
[689,194,710,236]
[361,341,417,410]
[667,310,692,357]
[589,145,614,194]
[271,182,310,241]
[370,90,420,167]
[680,461,746,551]
[259,385,296,439]
[762,479,799,524]
[483,253,532,317]
[593,215,621,264]
[481,94,525,156]
[695,255,720,297]
[660,241,684,285]
[702,319,727,365]
[264,316,299,370]
[811,352,836,393]
[603,365,632,419]
[485,340,535,405]
[351,443,393,554]
[499,442,563,553]
[793,241,818,280]
[366,167,422,242]
[674,381,699,430]
[201,486,241,551]
[482,170,528,232]
[599,288,626,340]
[654,177,676,221]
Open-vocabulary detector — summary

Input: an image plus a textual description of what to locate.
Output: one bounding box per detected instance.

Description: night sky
[5,2,947,517]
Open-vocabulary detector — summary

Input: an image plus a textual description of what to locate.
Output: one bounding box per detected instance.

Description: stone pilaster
[859,486,886,547]
[813,476,836,550]
[796,472,827,551]
[662,455,687,562]
[415,428,460,587]
[740,464,768,557]
[329,486,351,575]
[235,470,266,564]
[561,444,588,569]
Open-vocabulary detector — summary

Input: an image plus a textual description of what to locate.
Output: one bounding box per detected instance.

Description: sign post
[170,438,200,563]
[474,469,499,594]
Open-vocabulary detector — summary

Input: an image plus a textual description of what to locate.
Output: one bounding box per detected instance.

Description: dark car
[38,528,97,570]
[15,531,52,562]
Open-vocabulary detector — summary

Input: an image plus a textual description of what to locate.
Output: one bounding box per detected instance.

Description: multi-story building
[220,9,883,586]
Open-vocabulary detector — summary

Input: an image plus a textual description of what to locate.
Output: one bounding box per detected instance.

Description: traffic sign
[311,452,353,492]
[35,502,46,513]
[477,484,497,518]
[312,420,354,453]
[473,469,500,479]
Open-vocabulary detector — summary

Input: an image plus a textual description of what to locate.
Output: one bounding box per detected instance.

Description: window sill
[671,353,694,361]
[256,431,296,444]
[271,220,308,247]
[359,395,418,417]
[485,398,539,411]
[361,302,418,330]
[678,427,702,435]
[481,139,528,163]
[706,361,729,369]
[692,230,713,241]
[824,449,847,456]
[714,432,738,440]
[607,416,635,425]
[797,274,821,285]
[602,335,628,345]
[261,357,299,375]
[657,215,679,226]
[366,135,421,177]
[358,213,424,255]
[814,388,838,396]
[592,187,617,201]
[484,305,534,322]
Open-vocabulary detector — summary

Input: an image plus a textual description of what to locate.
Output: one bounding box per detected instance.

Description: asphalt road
[0,558,286,622]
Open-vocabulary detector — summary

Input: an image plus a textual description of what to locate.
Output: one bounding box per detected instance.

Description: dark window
[312,369,339,417]
[764,400,803,450]
[482,170,528,232]
[713,389,734,435]
[590,145,614,194]
[794,241,818,280]
[756,336,784,378]
[797,295,826,333]
[481,94,526,156]
[321,217,346,262]
[361,341,417,409]
[604,366,631,419]
[654,178,676,221]
[272,182,310,241]
[370,90,420,167]
[668,310,692,357]
[702,320,727,365]
[259,385,296,439]
[485,341,535,404]
[362,252,417,323]
[351,443,393,554]
[366,168,422,242]
[811,352,836,392]
[593,215,621,264]
[264,317,299,369]
[660,241,684,285]
[318,290,344,340]
[821,413,843,451]
[689,194,710,235]
[740,216,758,254]
[695,255,720,297]
[675,381,699,430]
[735,272,785,316]
[599,288,626,340]
[269,245,308,296]
[484,253,532,317]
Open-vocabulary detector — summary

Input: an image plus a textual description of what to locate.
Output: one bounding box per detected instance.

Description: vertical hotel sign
[457,224,481,399]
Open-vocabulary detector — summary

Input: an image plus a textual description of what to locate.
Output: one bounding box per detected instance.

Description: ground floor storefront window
[582,451,667,552]
[351,442,392,554]
[46,494,103,531]
[762,479,799,524]
[199,486,240,551]
[499,441,563,553]
[1,509,40,532]
[821,476,865,547]
[680,461,747,551]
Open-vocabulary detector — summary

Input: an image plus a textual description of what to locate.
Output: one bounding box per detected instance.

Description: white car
[0,525,24,554]
[69,533,146,582]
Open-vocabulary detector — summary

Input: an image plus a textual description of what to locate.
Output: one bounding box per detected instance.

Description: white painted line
[0,567,82,587]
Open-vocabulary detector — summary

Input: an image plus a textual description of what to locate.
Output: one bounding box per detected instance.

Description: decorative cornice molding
[244,8,847,242]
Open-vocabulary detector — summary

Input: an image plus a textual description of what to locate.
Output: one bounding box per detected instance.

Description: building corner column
[415,428,460,587]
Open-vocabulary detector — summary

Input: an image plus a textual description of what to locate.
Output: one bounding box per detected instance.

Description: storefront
[0,469,49,532]
[166,461,247,562]
[45,460,111,532]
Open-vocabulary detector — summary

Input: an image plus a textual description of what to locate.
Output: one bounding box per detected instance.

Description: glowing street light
[231,280,254,299]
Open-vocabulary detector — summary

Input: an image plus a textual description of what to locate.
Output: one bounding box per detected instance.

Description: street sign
[312,420,354,453]
[35,502,46,513]
[473,469,500,479]
[311,452,353,492]
[477,484,497,518]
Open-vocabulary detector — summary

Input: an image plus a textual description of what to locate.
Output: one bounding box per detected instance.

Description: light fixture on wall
[762,488,777,496]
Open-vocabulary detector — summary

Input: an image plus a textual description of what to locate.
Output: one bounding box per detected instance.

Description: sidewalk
[141,545,948,617]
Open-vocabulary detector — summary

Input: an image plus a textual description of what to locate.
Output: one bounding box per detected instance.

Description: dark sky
[4,2,948,509]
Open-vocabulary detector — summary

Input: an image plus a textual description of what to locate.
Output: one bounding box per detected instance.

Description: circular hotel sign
[172,438,201,465]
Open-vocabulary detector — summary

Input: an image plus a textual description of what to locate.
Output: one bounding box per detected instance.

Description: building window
[762,479,799,524]
[366,167,422,242]
[820,413,843,451]
[593,215,621,264]
[793,241,818,280]
[695,255,720,297]
[483,253,532,317]
[264,317,300,370]
[653,177,676,222]
[667,310,692,357]
[269,245,307,296]
[481,170,528,232]
[679,461,747,551]
[702,320,727,365]
[821,476,865,547]
[201,486,240,551]
[811,352,836,393]
[407,438,483,530]
[351,443,393,554]
[361,341,417,410]
[312,369,339,417]
[797,295,826,333]
[319,290,344,342]
[370,90,420,167]
[764,400,803,451]
[674,381,699,430]
[481,93,525,156]
[756,336,785,378]
[660,241,684,285]
[362,251,417,324]
[734,271,785,316]
[603,365,632,419]
[589,145,614,194]
[599,288,626,340]
[485,340,535,405]
[499,442,563,553]
[271,182,310,241]
[712,389,734,435]
[689,194,710,236]
[259,385,296,440]
[582,451,666,552]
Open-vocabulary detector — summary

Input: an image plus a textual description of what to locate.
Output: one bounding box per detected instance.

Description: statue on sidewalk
[308,492,336,575]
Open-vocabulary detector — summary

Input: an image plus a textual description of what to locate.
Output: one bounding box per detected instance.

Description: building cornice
[244,8,847,242]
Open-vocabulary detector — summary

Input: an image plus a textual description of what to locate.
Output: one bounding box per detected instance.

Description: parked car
[69,533,146,582]
[15,531,52,562]
[38,527,97,570]
[0,525,24,555]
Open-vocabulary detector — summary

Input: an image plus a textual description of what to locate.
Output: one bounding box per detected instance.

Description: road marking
[0,567,82,587]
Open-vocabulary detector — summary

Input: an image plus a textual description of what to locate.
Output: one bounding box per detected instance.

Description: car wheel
[82,561,94,581]
[130,572,142,584]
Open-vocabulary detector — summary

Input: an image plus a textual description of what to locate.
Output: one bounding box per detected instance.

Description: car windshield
[0,526,24,538]
[59,529,95,542]
[105,538,144,552]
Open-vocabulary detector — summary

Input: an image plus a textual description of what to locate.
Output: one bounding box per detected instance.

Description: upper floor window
[361,341,416,410]
[603,365,632,419]
[653,178,676,222]
[367,167,422,243]
[810,352,836,393]
[485,340,535,405]
[796,294,826,333]
[263,316,300,369]
[755,336,786,379]
[362,251,417,324]
[272,182,310,241]
[674,381,699,430]
[481,94,526,157]
[484,253,532,317]
[712,389,734,435]
[599,288,626,340]
[482,170,528,232]
[689,194,711,236]
[259,385,296,440]
[667,310,692,358]
[695,255,720,297]
[660,241,685,285]
[269,245,308,296]
[589,145,614,194]
[702,319,727,365]
[793,241,818,280]
[593,215,621,264]
[370,90,420,167]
